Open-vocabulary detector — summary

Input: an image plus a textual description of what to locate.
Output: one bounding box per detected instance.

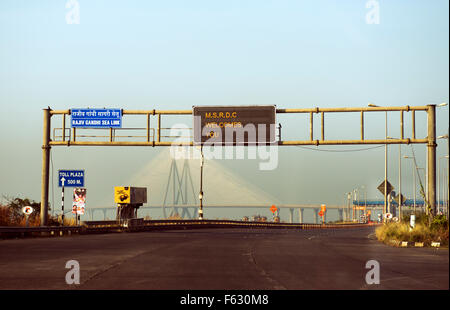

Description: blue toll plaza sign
[71,108,122,128]
[58,170,85,187]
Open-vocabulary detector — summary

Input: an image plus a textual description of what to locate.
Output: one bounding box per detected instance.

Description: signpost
[73,188,86,225]
[270,205,278,221]
[377,180,394,196]
[22,206,34,227]
[71,108,122,128]
[59,170,85,187]
[59,170,85,225]
[193,105,276,144]
[270,205,278,214]
[377,180,394,219]
[319,204,327,224]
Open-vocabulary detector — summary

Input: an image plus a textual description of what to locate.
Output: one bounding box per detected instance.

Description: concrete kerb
[388,240,442,248]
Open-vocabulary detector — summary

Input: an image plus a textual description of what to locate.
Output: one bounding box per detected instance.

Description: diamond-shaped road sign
[270,205,278,213]
[377,180,394,196]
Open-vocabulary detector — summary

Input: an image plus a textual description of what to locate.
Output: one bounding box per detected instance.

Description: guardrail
[0,225,84,238]
[123,220,379,232]
[0,220,380,238]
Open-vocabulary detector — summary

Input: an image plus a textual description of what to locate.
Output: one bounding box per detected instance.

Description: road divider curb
[387,240,442,248]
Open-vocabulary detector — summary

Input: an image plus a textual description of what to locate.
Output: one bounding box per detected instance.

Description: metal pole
[61,185,65,225]
[357,188,360,222]
[147,113,151,142]
[352,191,354,221]
[364,186,367,209]
[447,128,449,218]
[385,111,388,219]
[62,114,66,142]
[427,105,436,216]
[399,144,402,221]
[348,193,351,222]
[321,111,325,141]
[438,157,441,213]
[199,146,204,220]
[157,114,161,143]
[40,108,51,226]
[413,165,416,213]
[360,185,366,221]
[347,193,351,222]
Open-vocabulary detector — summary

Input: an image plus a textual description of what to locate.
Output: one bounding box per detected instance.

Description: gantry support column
[40,108,51,226]
[427,105,437,216]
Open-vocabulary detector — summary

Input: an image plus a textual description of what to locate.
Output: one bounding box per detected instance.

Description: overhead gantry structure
[40,104,438,225]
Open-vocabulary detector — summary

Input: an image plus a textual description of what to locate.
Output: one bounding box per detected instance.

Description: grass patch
[375,214,449,247]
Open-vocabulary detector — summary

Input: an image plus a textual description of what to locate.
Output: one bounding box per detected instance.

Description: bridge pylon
[162,159,198,219]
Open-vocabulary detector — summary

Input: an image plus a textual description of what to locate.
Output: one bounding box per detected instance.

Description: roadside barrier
[0,220,380,238]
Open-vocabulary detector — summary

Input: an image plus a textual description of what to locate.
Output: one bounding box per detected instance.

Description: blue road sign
[71,108,122,128]
[58,170,85,187]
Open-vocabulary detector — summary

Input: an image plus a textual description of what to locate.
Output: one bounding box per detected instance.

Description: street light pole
[439,155,449,214]
[388,136,402,221]
[438,132,449,216]
[436,103,449,217]
[385,110,388,217]
[199,146,204,220]
[347,192,351,222]
[413,164,416,213]
[399,143,402,221]
[368,103,388,221]
[404,156,416,213]
[417,167,425,212]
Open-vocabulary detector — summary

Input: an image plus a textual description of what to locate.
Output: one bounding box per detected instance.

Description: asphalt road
[0,226,447,290]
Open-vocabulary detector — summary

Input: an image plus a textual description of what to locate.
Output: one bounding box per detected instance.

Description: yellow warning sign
[115,186,131,204]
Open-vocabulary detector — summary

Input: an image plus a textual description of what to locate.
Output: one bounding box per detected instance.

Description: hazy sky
[0,1,448,220]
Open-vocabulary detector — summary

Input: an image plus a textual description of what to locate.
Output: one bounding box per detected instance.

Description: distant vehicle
[242,216,249,222]
[251,215,267,222]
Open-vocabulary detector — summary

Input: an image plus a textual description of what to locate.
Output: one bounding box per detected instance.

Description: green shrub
[430,214,448,231]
